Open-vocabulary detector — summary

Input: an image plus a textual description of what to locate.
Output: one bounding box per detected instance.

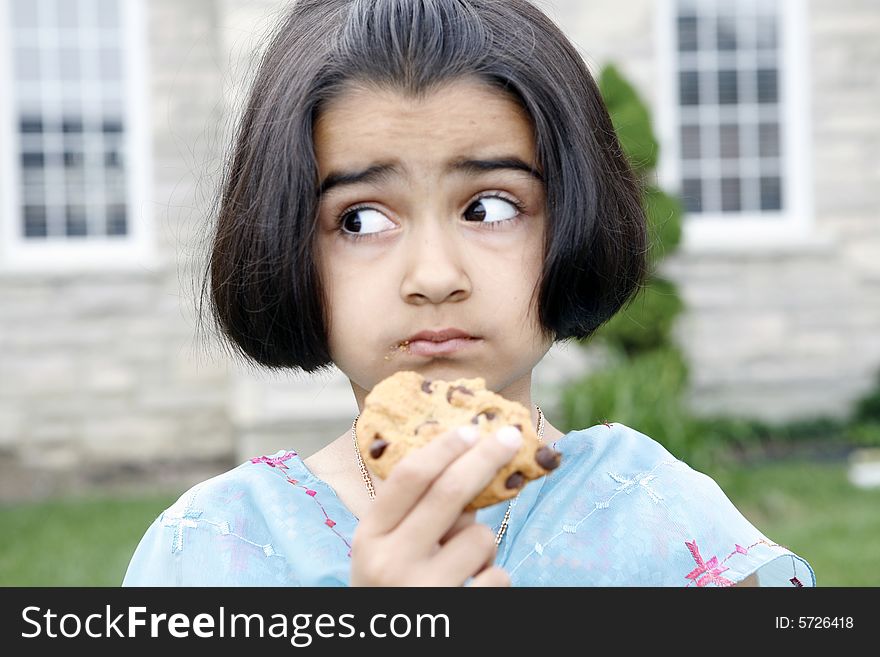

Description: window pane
[106,205,127,236]
[56,0,80,29]
[717,14,737,51]
[22,152,45,168]
[12,0,40,28]
[756,14,778,50]
[679,71,700,105]
[758,68,778,103]
[678,13,698,52]
[682,178,703,213]
[97,0,121,30]
[24,205,48,238]
[59,48,81,82]
[719,124,739,159]
[20,116,43,133]
[760,176,782,210]
[12,0,132,243]
[759,123,780,157]
[718,70,738,104]
[721,177,741,212]
[14,48,41,81]
[680,125,701,159]
[99,47,122,80]
[66,206,88,237]
[62,116,84,133]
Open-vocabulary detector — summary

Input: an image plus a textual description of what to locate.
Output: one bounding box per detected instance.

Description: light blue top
[122,422,816,587]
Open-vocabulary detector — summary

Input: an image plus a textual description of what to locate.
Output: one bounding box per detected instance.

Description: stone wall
[0,0,235,500]
[1,0,877,501]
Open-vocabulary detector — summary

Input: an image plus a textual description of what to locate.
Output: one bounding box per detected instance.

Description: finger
[396,426,523,555]
[467,566,512,587]
[357,425,480,538]
[428,523,498,585]
[439,510,477,545]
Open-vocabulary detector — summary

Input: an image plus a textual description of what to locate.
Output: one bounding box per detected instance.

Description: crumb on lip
[383,340,411,361]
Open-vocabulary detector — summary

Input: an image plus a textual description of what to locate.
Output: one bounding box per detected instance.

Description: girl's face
[313,78,552,407]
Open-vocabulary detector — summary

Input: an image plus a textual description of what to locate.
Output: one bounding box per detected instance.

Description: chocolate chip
[421,379,433,394]
[446,385,474,403]
[535,446,561,471]
[369,438,389,459]
[505,471,525,489]
[514,423,522,432]
[470,410,497,424]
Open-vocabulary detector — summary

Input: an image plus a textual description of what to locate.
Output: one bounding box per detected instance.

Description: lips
[405,337,480,357]
[404,328,474,343]
[396,328,480,357]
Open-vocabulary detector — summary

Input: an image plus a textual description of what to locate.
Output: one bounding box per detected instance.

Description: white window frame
[655,0,829,253]
[0,0,156,274]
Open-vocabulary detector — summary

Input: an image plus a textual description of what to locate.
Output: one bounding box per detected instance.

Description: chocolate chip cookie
[355,370,562,510]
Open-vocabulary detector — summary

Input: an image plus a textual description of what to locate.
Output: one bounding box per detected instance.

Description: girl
[123,0,815,587]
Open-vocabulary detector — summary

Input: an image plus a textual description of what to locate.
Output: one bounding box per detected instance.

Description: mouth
[401,337,482,357]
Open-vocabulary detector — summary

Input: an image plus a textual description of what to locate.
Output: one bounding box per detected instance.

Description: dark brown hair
[201,0,649,375]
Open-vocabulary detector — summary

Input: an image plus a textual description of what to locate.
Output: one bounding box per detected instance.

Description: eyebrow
[317,156,544,197]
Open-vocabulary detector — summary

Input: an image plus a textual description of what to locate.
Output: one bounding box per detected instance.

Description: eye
[463,196,522,224]
[335,193,526,241]
[337,207,396,238]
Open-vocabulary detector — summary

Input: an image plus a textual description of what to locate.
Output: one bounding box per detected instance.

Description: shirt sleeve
[121,480,301,587]
[499,423,816,587]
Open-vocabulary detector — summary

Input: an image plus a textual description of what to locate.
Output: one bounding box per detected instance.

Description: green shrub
[844,420,880,447]
[853,369,880,423]
[559,345,703,459]
[590,275,685,356]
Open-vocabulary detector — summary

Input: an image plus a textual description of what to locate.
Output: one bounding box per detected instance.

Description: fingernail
[496,425,522,449]
[458,426,480,445]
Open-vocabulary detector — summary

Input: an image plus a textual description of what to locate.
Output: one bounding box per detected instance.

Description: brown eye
[463,196,521,224]
[338,207,394,237]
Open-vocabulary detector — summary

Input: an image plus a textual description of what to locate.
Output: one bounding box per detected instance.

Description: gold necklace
[352,405,545,547]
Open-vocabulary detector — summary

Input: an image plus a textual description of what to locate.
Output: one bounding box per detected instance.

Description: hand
[350,425,523,587]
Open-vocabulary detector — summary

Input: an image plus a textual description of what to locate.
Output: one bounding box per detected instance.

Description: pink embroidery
[250,451,297,470]
[735,544,748,555]
[270,455,353,556]
[685,540,735,587]
[790,576,803,587]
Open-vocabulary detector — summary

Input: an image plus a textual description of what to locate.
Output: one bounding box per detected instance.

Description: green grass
[0,492,178,586]
[0,458,877,586]
[712,458,880,586]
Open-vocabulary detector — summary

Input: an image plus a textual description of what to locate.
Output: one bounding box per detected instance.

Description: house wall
[556,0,880,423]
[0,0,234,499]
[1,0,877,500]
[660,0,880,422]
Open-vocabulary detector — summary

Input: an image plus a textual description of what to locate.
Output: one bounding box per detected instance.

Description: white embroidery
[508,459,679,577]
[608,471,664,503]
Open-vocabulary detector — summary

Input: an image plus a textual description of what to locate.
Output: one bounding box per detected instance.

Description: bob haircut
[204,0,649,375]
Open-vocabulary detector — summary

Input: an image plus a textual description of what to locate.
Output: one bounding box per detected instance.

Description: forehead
[313,79,538,173]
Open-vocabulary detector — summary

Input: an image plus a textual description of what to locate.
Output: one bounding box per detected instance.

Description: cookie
[355,370,562,510]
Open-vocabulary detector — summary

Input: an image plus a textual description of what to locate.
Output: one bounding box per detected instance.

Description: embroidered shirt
[122,422,816,587]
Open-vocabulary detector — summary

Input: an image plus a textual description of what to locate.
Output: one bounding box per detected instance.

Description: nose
[399,216,472,304]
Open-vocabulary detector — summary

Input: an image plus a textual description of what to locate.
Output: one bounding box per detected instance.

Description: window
[656,0,816,249]
[0,0,153,272]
